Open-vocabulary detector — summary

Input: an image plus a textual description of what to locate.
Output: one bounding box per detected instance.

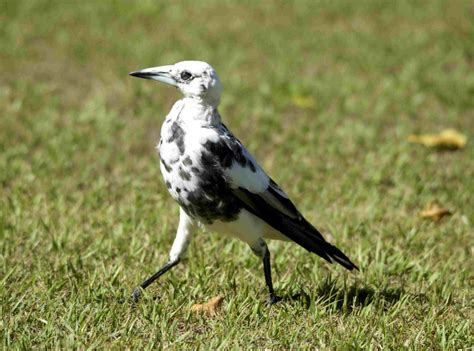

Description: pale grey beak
[129,65,177,86]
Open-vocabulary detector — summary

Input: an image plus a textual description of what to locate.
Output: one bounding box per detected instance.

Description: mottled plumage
[129,61,358,304]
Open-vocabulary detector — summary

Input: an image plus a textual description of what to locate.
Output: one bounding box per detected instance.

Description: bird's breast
[158,123,242,224]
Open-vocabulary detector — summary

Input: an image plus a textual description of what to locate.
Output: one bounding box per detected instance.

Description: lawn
[1,0,473,349]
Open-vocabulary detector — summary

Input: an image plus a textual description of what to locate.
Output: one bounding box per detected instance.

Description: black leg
[262,248,282,306]
[131,259,180,302]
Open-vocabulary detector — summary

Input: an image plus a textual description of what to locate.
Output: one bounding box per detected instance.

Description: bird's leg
[131,259,180,302]
[131,208,196,302]
[252,240,282,306]
[262,247,282,305]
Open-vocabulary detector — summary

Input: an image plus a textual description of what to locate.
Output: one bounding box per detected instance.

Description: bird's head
[130,61,223,106]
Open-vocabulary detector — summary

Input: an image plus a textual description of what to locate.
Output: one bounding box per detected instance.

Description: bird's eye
[180,71,193,81]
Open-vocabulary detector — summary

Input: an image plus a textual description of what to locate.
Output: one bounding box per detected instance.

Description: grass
[1,0,473,349]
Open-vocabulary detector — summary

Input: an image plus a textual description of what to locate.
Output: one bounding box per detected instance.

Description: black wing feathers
[233,187,358,271]
[215,124,358,271]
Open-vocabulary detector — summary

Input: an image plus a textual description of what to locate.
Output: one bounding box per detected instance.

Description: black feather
[199,123,359,271]
[233,187,359,271]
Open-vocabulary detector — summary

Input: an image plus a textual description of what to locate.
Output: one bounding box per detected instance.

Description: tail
[279,216,359,271]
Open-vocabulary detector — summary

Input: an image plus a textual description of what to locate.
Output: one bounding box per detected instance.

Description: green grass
[1,0,473,349]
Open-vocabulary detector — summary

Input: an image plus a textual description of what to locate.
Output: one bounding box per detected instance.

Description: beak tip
[128,66,177,85]
[129,71,151,80]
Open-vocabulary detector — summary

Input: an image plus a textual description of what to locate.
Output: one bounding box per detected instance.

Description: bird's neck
[180,98,221,126]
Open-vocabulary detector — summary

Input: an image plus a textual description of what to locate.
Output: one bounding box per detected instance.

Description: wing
[215,127,358,271]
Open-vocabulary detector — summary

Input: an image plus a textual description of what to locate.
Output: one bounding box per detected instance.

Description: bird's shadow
[279,280,419,313]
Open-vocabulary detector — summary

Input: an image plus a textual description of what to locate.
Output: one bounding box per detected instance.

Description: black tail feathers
[279,216,359,271]
[325,243,359,271]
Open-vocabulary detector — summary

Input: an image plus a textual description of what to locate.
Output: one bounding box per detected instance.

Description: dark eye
[180,71,193,81]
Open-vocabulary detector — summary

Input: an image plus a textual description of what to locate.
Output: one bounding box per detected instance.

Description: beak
[129,65,177,86]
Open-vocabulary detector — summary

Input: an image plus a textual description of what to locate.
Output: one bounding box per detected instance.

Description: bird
[129,60,358,305]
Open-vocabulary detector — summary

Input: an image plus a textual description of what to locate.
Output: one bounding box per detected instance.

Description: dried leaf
[408,129,467,149]
[420,202,452,221]
[191,295,224,315]
[292,95,315,109]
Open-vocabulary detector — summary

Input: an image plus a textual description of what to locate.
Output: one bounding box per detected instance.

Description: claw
[265,293,282,306]
[131,287,142,303]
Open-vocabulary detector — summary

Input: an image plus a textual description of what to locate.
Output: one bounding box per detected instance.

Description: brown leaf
[420,202,452,221]
[408,129,467,149]
[190,295,224,315]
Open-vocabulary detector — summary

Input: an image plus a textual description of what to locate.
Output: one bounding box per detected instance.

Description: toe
[131,288,142,302]
[265,293,282,306]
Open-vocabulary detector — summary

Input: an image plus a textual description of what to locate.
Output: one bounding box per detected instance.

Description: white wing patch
[222,140,301,220]
[227,155,269,193]
[223,141,300,220]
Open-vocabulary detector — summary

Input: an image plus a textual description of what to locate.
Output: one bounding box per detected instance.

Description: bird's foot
[131,287,142,303]
[265,293,282,306]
